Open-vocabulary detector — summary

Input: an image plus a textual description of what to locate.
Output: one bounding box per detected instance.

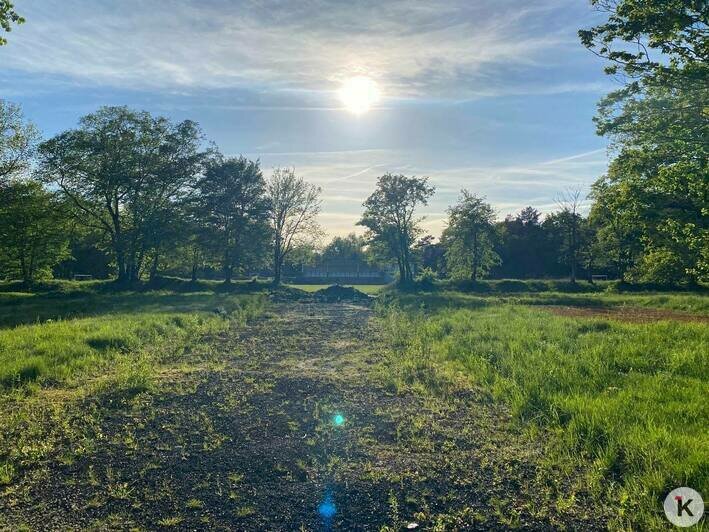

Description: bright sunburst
[338,76,380,114]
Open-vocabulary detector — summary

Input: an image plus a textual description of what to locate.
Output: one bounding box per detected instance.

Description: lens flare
[319,493,336,519]
[333,414,345,426]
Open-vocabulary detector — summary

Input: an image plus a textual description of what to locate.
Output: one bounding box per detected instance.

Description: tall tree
[37,106,206,283]
[195,155,269,284]
[0,101,39,183]
[547,190,587,283]
[268,168,322,286]
[581,0,708,284]
[0,1,23,45]
[494,207,551,278]
[0,181,69,283]
[442,191,498,281]
[358,173,434,285]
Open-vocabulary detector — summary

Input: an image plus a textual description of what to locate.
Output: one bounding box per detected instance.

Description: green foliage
[0,1,23,45]
[358,173,435,284]
[320,233,368,264]
[0,181,70,283]
[494,207,556,278]
[380,294,708,529]
[581,0,708,284]
[0,100,39,182]
[441,191,498,281]
[579,1,707,76]
[194,155,270,283]
[38,106,207,282]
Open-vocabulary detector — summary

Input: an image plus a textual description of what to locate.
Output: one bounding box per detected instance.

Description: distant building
[299,259,392,284]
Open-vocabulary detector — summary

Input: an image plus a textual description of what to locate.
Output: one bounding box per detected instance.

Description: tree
[494,207,552,278]
[441,191,498,281]
[320,233,368,264]
[552,189,585,283]
[0,1,23,45]
[194,155,269,284]
[0,181,69,283]
[358,173,434,285]
[580,0,708,284]
[37,106,206,283]
[268,168,322,286]
[53,222,113,280]
[1,101,39,183]
[579,0,707,83]
[588,179,643,280]
[415,235,446,277]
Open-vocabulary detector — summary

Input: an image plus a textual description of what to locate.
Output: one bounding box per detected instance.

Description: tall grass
[378,298,708,529]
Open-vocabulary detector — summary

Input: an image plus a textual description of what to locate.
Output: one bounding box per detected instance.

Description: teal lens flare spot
[333,414,345,426]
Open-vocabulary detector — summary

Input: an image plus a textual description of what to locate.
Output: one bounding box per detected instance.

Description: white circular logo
[664,487,704,527]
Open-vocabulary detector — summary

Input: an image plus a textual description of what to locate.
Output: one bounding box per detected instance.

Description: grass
[381,288,709,314]
[377,291,708,530]
[0,287,265,490]
[1,280,706,528]
[0,291,265,388]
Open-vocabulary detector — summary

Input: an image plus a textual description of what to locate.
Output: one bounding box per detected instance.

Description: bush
[414,267,437,289]
[632,249,691,285]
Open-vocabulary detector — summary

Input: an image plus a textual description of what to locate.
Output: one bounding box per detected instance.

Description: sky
[0,0,614,238]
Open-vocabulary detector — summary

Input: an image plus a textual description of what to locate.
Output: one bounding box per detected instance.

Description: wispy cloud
[249,147,607,237]
[3,0,596,99]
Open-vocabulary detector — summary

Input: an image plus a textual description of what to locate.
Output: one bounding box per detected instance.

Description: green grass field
[0,282,706,529]
[378,291,708,529]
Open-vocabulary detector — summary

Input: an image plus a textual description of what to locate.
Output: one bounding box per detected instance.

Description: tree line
[0,0,706,286]
[0,103,322,285]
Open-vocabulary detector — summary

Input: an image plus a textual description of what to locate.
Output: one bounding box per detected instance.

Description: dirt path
[1,302,605,530]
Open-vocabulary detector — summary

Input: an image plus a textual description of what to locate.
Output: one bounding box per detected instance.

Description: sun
[338,76,380,114]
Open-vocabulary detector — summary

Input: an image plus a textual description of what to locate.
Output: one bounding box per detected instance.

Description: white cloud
[2,0,595,98]
[251,147,607,238]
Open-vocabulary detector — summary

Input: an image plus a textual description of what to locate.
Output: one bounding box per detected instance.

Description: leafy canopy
[0,1,23,45]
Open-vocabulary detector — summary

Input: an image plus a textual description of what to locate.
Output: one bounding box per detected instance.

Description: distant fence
[291,275,390,285]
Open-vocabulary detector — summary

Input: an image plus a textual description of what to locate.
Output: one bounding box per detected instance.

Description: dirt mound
[314,284,371,302]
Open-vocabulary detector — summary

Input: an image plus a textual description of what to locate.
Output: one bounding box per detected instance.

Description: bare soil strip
[1,303,606,530]
[546,305,709,323]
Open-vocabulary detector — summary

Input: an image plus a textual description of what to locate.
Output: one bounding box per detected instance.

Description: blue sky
[0,0,613,237]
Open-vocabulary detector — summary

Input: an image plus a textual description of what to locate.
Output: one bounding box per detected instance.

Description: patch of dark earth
[0,303,608,531]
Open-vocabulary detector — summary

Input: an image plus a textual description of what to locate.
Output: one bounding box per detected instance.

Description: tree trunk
[115,245,127,282]
[191,252,198,282]
[396,254,405,283]
[273,260,281,286]
[272,242,282,286]
[223,245,232,284]
[150,252,159,281]
[471,232,478,281]
[570,223,577,283]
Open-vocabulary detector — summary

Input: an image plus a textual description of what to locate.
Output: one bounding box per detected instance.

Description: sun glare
[338,76,380,114]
